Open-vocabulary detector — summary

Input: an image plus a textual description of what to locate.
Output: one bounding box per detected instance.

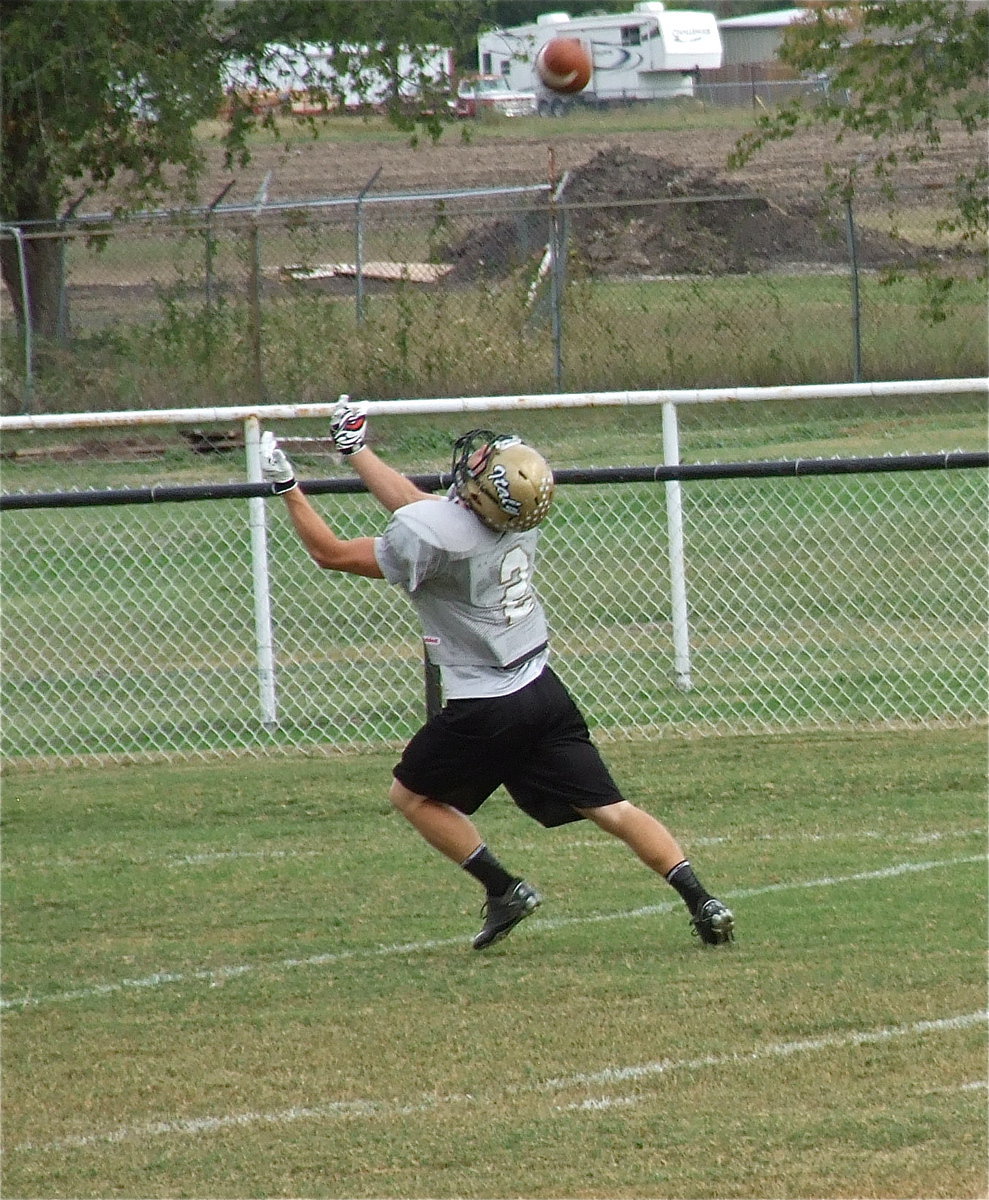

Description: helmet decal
[451,429,555,533]
[487,463,522,516]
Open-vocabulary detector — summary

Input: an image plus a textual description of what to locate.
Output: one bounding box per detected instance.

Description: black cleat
[472,881,541,950]
[691,897,735,945]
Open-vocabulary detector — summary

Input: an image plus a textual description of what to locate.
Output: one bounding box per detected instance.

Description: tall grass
[6,270,985,416]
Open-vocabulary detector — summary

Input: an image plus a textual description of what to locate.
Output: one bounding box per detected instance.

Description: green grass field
[2,726,986,1199]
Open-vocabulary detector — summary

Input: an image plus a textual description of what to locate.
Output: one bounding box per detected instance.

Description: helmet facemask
[450,429,555,533]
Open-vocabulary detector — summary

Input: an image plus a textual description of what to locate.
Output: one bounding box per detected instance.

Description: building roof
[717,8,806,29]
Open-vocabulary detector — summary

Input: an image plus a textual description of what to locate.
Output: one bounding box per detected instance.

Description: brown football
[535,38,592,94]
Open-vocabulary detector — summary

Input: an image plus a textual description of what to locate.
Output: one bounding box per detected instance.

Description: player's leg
[574,799,733,943]
[574,797,684,874]
[509,667,735,945]
[389,778,541,949]
[388,777,485,863]
[390,702,542,949]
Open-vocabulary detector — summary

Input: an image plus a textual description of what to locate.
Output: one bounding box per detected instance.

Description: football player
[261,400,734,950]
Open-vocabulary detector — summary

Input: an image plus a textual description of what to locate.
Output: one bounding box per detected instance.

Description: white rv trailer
[477,3,722,114]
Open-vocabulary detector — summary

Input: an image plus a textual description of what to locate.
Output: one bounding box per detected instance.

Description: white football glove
[259,431,297,494]
[330,396,369,457]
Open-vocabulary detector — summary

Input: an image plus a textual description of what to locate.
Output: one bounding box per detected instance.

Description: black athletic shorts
[392,665,624,828]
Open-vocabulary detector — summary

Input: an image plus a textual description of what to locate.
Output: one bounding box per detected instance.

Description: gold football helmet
[451,430,555,533]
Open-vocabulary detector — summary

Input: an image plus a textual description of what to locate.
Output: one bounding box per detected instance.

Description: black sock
[665,860,711,915]
[461,844,516,895]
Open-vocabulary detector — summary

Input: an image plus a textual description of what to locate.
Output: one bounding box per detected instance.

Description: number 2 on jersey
[499,545,535,624]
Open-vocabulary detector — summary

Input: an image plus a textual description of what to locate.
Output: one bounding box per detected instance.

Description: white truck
[451,74,538,118]
[477,3,722,115]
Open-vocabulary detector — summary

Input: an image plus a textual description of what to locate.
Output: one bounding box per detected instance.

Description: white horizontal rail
[2,378,986,432]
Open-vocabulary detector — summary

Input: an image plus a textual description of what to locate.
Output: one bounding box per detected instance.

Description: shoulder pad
[391,498,497,555]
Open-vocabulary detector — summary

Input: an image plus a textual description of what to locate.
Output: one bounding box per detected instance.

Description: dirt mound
[443,145,922,280]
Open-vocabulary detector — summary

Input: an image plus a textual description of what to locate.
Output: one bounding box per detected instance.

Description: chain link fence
[695,75,832,110]
[2,400,985,767]
[2,168,985,415]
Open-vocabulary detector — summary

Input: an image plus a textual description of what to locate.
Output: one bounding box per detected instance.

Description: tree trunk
[1,92,72,346]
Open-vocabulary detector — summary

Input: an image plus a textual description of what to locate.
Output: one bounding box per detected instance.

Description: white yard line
[10,847,328,871]
[926,1080,989,1095]
[9,825,984,873]
[12,1011,986,1154]
[1,854,983,1012]
[547,1012,987,1093]
[547,826,986,852]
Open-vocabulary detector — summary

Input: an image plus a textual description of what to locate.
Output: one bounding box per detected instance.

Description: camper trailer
[477,3,722,114]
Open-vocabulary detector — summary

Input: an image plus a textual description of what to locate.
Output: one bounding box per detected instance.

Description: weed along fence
[2,379,986,767]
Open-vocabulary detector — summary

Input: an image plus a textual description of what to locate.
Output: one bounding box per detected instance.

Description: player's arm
[331,399,439,513]
[346,444,435,512]
[281,487,383,577]
[260,432,383,578]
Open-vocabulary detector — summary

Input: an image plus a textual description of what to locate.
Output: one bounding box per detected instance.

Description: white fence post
[662,401,693,692]
[244,416,278,729]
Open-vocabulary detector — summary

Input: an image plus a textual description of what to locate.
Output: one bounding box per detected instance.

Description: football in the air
[535,38,592,94]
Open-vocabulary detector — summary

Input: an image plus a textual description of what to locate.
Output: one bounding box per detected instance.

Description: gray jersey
[375,498,549,689]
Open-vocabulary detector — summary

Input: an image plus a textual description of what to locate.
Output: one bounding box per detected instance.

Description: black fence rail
[3,451,986,509]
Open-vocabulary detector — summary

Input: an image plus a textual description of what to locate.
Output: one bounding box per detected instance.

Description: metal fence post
[662,401,693,692]
[549,167,570,391]
[247,173,271,404]
[205,181,235,310]
[356,166,383,325]
[244,415,279,730]
[845,195,863,382]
